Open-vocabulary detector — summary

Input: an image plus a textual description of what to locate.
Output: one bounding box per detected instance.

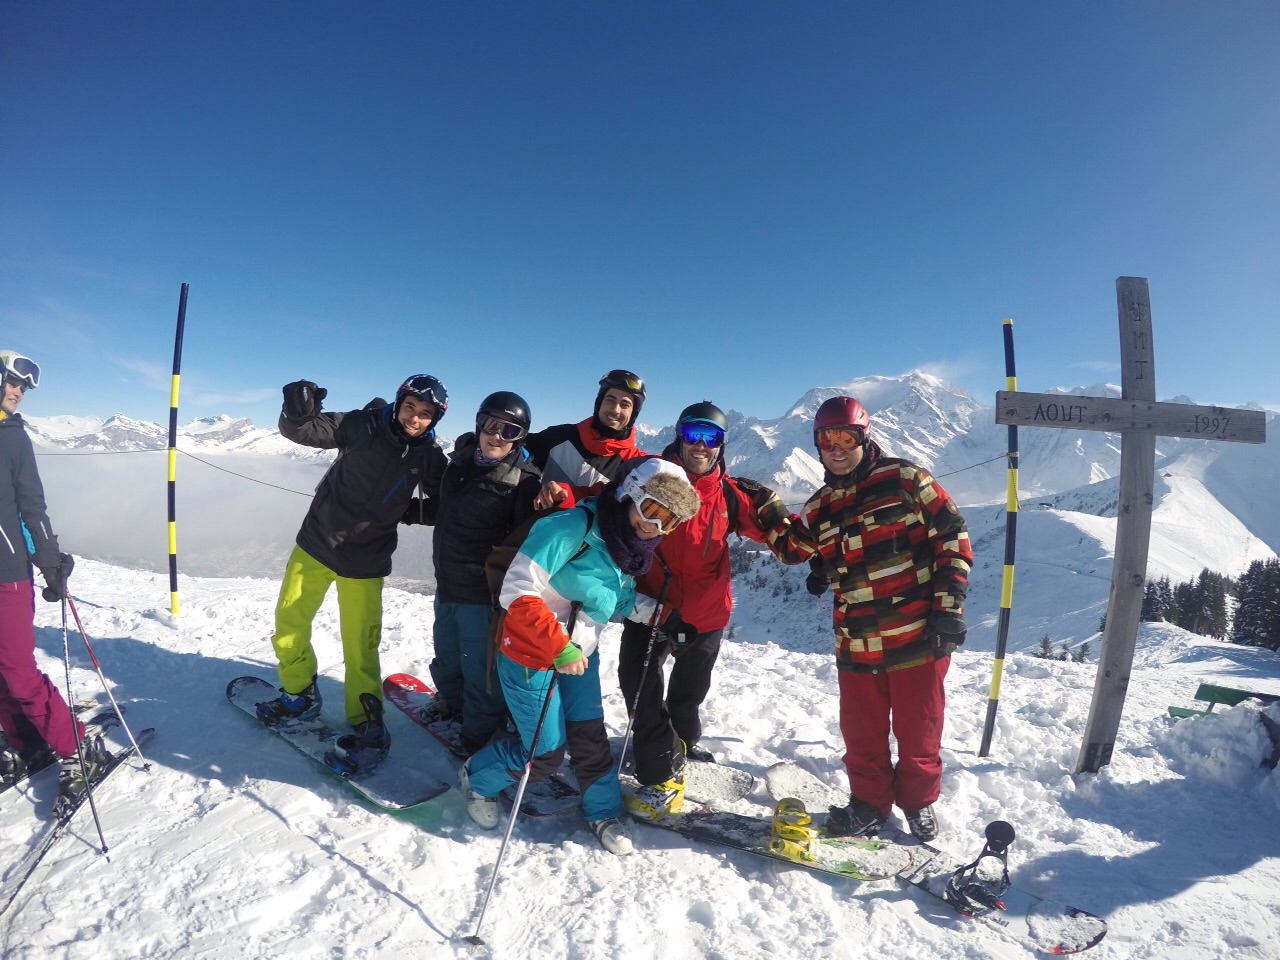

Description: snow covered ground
[4,557,1279,959]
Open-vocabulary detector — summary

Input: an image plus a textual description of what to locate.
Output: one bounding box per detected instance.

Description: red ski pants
[0,578,85,757]
[837,656,949,815]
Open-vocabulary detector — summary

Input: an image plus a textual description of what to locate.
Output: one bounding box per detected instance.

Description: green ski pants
[270,545,383,725]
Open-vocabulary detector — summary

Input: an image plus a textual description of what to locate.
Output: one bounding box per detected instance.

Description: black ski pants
[617,618,724,786]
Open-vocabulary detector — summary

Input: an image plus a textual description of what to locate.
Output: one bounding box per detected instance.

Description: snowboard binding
[324,693,390,779]
[943,820,1015,917]
[769,797,819,863]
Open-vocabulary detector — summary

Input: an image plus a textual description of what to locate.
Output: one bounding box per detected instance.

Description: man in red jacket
[620,401,774,820]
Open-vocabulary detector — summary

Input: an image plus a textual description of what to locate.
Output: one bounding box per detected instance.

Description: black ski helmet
[395,374,449,423]
[476,390,531,440]
[676,401,727,432]
[595,368,645,423]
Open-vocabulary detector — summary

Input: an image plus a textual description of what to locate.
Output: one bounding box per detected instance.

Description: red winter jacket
[632,446,769,633]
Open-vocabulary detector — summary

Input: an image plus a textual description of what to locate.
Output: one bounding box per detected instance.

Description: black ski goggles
[476,415,526,443]
[1,352,40,390]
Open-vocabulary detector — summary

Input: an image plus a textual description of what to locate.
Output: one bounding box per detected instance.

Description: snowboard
[0,725,155,917]
[635,801,914,881]
[764,761,1108,955]
[381,672,579,817]
[226,676,450,811]
[612,735,757,806]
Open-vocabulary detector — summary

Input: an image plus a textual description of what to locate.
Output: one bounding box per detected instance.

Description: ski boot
[57,733,113,803]
[768,797,819,863]
[826,794,887,837]
[943,820,1015,917]
[324,694,390,778]
[590,817,634,856]
[623,774,685,821]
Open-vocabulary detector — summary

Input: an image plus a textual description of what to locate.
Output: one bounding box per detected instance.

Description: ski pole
[66,596,150,770]
[617,558,672,776]
[57,593,109,855]
[465,601,581,947]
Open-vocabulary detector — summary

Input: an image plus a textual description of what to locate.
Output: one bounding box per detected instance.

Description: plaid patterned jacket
[765,443,972,672]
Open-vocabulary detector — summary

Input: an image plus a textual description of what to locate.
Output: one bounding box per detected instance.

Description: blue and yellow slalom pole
[167,283,188,615]
[979,317,1019,757]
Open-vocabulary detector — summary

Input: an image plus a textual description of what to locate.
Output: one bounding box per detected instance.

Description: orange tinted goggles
[637,496,679,533]
[816,427,864,452]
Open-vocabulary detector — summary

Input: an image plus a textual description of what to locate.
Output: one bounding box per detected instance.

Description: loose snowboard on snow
[763,761,1108,955]
[382,672,579,817]
[635,798,914,881]
[227,676,450,811]
[0,723,155,916]
[612,734,758,806]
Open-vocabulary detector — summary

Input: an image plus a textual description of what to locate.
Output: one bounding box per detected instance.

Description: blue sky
[3,2,1277,437]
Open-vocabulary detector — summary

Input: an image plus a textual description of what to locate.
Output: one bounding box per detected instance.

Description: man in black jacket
[256,375,449,765]
[0,349,110,798]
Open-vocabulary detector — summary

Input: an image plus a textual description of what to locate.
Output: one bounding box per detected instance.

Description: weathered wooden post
[995,277,1266,774]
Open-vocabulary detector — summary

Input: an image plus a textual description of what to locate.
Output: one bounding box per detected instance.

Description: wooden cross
[995,277,1267,774]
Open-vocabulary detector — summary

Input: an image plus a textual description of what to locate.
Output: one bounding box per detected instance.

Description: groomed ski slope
[3,557,1278,960]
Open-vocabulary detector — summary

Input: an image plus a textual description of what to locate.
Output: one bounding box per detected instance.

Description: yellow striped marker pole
[167,283,189,615]
[979,317,1019,757]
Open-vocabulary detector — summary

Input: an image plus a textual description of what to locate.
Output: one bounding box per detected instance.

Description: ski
[0,726,155,917]
[763,761,1108,954]
[226,676,449,811]
[382,672,579,817]
[0,709,122,800]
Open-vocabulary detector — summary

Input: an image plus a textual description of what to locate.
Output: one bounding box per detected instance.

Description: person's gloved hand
[40,553,75,602]
[805,555,829,596]
[400,497,437,526]
[363,396,387,412]
[928,611,967,658]
[733,477,788,529]
[282,380,327,420]
[664,609,699,656]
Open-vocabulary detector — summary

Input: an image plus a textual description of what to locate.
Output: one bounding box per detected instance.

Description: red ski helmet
[813,396,870,448]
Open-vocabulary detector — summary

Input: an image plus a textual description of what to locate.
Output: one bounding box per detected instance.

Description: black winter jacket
[281,403,446,579]
[430,434,542,605]
[0,414,60,584]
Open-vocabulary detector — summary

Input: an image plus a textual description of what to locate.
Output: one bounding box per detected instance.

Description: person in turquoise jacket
[459,457,700,855]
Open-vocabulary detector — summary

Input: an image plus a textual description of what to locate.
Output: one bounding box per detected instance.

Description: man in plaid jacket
[748,395,971,842]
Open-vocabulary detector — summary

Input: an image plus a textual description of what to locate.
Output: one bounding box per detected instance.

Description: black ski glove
[928,611,967,658]
[40,553,75,602]
[805,556,829,597]
[282,380,327,420]
[733,477,788,530]
[363,396,388,412]
[664,610,699,656]
[400,497,438,526]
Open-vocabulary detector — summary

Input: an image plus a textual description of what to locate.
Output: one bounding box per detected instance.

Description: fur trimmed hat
[616,457,700,525]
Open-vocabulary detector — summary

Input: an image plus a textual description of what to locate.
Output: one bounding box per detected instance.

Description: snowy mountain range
[25,371,1277,652]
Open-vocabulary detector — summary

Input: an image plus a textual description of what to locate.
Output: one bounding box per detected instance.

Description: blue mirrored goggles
[678,422,724,448]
